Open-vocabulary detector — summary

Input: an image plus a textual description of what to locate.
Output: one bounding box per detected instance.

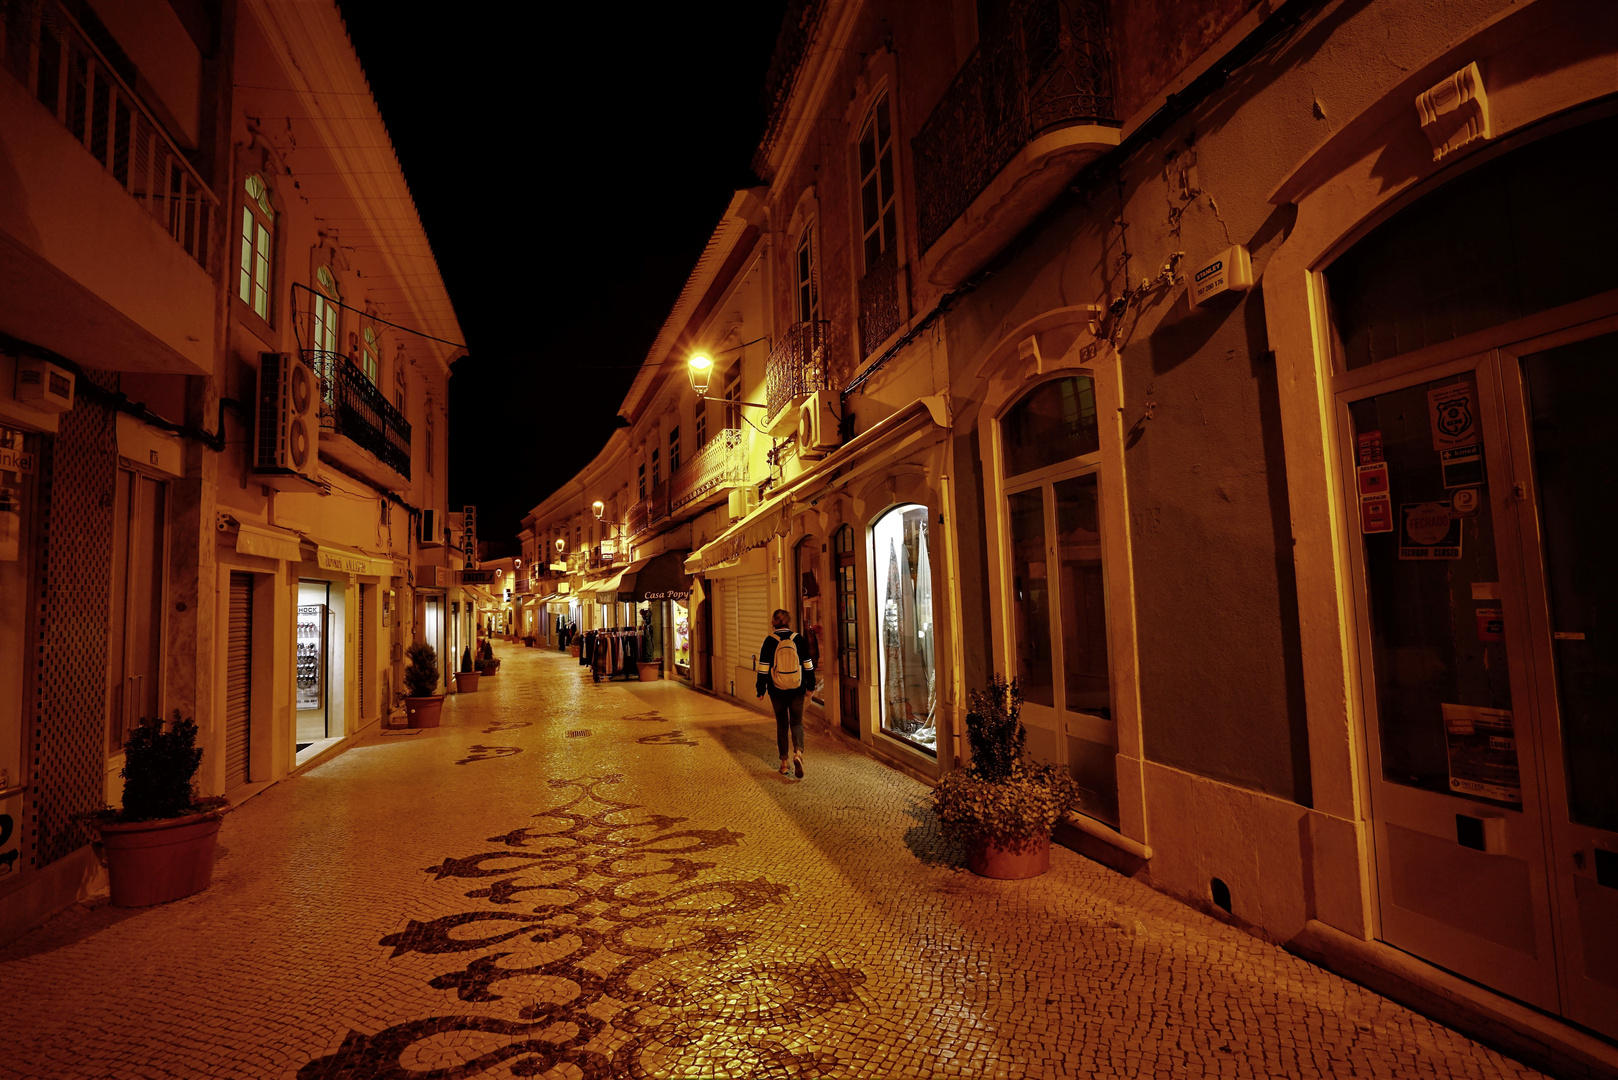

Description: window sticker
[1428,379,1479,450]
[1399,501,1462,559]
[1356,429,1384,465]
[1361,494,1393,533]
[1475,606,1503,642]
[1442,703,1521,803]
[1441,444,1484,488]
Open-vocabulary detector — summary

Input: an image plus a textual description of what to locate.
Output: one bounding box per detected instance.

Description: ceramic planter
[964,832,1051,879]
[455,671,480,693]
[405,694,444,728]
[636,661,661,681]
[96,809,224,907]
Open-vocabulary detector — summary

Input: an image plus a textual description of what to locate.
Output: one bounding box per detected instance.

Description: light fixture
[687,354,713,395]
[591,499,605,520]
[555,538,565,553]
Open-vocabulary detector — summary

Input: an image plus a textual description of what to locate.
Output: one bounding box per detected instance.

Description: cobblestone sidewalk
[0,648,1543,1079]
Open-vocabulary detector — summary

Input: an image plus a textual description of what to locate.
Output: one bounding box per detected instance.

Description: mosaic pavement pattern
[0,648,1546,1079]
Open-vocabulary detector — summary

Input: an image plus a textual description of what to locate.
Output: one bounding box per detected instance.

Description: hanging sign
[1399,501,1462,559]
[462,505,479,569]
[1442,703,1521,803]
[1428,380,1479,450]
[459,568,498,585]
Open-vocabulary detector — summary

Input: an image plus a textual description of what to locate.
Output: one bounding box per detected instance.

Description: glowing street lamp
[555,538,565,554]
[687,353,713,395]
[591,499,605,520]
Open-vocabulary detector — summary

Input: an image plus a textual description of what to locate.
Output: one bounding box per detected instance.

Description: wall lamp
[591,499,605,519]
[686,353,767,408]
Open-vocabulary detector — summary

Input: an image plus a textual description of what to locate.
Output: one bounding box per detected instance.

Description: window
[835,524,860,734]
[393,345,408,412]
[312,265,340,357]
[669,425,681,473]
[651,447,660,488]
[858,94,897,272]
[361,326,379,385]
[723,366,742,431]
[107,468,167,754]
[239,173,274,320]
[796,225,820,324]
[637,462,646,501]
[695,408,707,449]
[873,504,934,753]
[425,415,434,476]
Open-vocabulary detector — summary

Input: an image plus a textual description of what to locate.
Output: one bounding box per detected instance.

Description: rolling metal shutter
[225,572,253,789]
[720,580,737,670]
[737,574,771,671]
[358,588,367,720]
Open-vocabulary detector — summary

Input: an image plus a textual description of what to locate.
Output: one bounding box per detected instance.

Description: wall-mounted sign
[459,568,498,585]
[462,504,478,570]
[316,550,370,574]
[1188,244,1253,307]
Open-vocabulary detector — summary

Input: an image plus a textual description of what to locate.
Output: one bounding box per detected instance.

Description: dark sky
[337,3,787,555]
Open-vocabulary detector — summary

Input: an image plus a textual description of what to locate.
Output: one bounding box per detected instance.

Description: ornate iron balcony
[669,429,744,512]
[912,0,1116,256]
[307,351,412,481]
[766,320,829,421]
[858,245,900,358]
[0,0,217,271]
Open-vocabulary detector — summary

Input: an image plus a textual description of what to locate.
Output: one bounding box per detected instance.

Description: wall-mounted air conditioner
[797,390,839,458]
[727,487,757,522]
[419,507,443,547]
[253,353,319,488]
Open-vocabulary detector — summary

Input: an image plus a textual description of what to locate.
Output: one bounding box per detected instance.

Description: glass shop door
[1342,326,1618,1037]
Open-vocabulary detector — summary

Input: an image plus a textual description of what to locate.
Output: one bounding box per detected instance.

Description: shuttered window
[225,572,253,789]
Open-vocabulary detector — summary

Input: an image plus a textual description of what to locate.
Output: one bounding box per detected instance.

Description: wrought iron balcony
[567,550,588,573]
[589,542,624,570]
[766,320,829,426]
[0,0,217,271]
[669,429,744,513]
[912,0,1116,272]
[858,245,901,358]
[307,351,411,482]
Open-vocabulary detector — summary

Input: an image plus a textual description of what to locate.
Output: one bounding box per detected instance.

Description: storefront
[616,549,692,681]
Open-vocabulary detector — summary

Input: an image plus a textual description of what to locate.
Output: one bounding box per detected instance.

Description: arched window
[796,223,820,324]
[873,503,936,753]
[857,95,896,272]
[239,173,274,320]
[1000,374,1116,821]
[312,265,340,357]
[360,325,379,385]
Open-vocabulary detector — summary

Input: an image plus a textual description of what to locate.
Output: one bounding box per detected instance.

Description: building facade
[0,0,462,942]
[523,0,1618,1045]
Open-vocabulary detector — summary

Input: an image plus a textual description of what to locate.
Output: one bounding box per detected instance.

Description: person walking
[756,608,815,777]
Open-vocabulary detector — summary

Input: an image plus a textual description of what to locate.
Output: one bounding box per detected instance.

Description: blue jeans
[770,691,805,758]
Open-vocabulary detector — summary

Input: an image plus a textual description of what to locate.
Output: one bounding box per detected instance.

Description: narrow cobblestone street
[2,649,1543,1080]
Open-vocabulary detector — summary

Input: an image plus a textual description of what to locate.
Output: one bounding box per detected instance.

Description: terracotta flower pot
[455,671,480,693]
[96,809,224,907]
[405,694,444,728]
[636,661,661,681]
[569,645,580,658]
[965,832,1051,879]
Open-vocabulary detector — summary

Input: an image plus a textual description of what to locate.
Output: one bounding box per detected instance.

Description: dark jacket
[755,628,815,698]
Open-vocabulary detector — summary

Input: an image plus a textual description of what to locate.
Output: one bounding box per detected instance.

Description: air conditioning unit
[15,357,75,413]
[727,487,757,522]
[419,507,443,547]
[253,353,319,487]
[797,390,839,458]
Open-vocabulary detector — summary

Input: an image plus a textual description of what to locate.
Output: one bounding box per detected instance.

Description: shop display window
[873,504,936,752]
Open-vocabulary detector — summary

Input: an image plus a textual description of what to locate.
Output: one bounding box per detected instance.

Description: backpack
[769,633,802,691]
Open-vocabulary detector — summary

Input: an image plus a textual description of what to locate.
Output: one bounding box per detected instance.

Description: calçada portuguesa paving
[1,649,1543,1080]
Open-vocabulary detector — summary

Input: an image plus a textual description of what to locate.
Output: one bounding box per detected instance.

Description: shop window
[669,425,681,473]
[797,537,824,706]
[107,468,168,754]
[873,504,936,753]
[239,173,274,321]
[858,94,897,272]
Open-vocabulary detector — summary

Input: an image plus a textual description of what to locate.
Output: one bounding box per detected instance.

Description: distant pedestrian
[756,609,815,777]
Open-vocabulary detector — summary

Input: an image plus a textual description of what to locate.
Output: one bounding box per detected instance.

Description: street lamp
[591,500,605,520]
[686,352,767,408]
[555,538,565,554]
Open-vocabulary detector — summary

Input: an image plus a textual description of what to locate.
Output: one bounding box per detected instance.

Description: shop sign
[316,550,370,574]
[1442,702,1521,803]
[640,590,690,601]
[1399,501,1461,559]
[459,568,498,585]
[462,505,478,569]
[0,428,34,474]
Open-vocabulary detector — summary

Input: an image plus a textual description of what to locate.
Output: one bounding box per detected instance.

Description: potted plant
[455,644,480,693]
[403,642,444,727]
[476,638,501,676]
[932,676,1080,880]
[86,711,227,907]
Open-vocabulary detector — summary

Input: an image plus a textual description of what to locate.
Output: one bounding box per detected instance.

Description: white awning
[233,521,302,563]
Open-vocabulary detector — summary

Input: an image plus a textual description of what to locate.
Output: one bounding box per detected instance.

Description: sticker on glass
[1399,501,1462,560]
[1442,703,1521,803]
[1428,380,1479,450]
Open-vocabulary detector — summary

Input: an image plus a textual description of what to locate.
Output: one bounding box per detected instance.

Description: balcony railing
[858,245,900,358]
[589,543,623,570]
[766,320,829,421]
[0,0,217,271]
[911,0,1115,255]
[307,351,412,481]
[567,550,588,573]
[669,428,744,512]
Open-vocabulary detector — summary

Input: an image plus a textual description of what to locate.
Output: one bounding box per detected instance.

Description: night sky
[337,3,787,555]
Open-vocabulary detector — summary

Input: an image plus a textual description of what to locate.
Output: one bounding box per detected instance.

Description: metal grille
[225,573,252,789]
[858,245,900,358]
[765,321,829,422]
[307,351,412,480]
[668,429,743,512]
[911,0,1116,255]
[30,373,119,867]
